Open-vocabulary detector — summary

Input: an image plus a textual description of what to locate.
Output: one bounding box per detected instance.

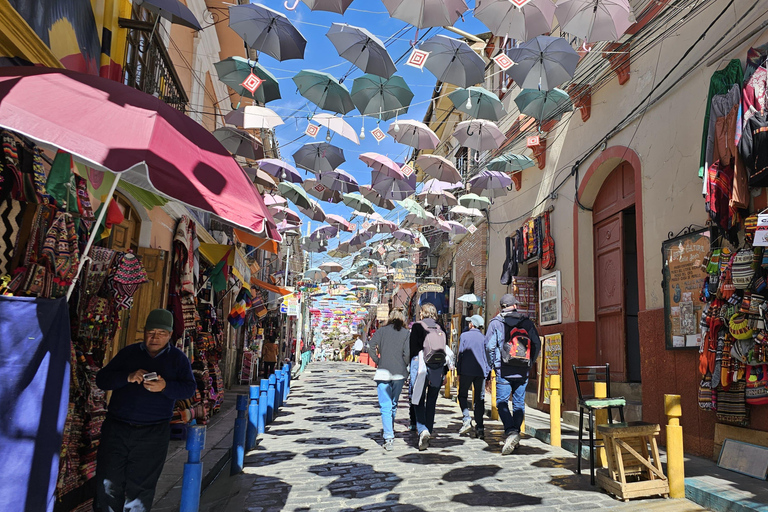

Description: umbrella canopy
[393,229,417,243]
[303,178,343,203]
[303,238,328,253]
[449,204,484,217]
[387,119,439,149]
[442,219,469,235]
[555,0,635,43]
[137,0,202,30]
[269,205,302,224]
[488,154,536,173]
[350,230,374,246]
[305,267,328,281]
[213,57,280,103]
[390,257,413,268]
[381,0,468,29]
[278,181,313,209]
[459,193,492,210]
[297,198,327,222]
[329,242,352,257]
[212,126,262,160]
[319,169,359,193]
[420,35,485,88]
[257,158,302,183]
[244,165,277,188]
[506,36,579,91]
[342,192,376,214]
[415,155,462,184]
[398,197,429,218]
[0,67,280,239]
[310,225,339,241]
[370,219,398,234]
[449,86,506,121]
[422,178,462,193]
[453,120,505,151]
[351,74,414,121]
[276,219,302,234]
[418,189,458,207]
[514,88,574,121]
[326,213,355,232]
[371,174,415,201]
[360,185,396,210]
[300,0,355,14]
[313,113,359,144]
[469,170,511,199]
[319,261,344,273]
[360,152,402,179]
[326,23,396,79]
[293,142,345,173]
[458,293,483,306]
[403,211,436,227]
[263,193,287,207]
[225,105,284,130]
[293,70,355,115]
[229,3,307,61]
[474,0,556,41]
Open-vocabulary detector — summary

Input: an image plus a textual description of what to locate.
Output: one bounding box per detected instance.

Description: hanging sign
[362,221,370,230]
[305,123,320,138]
[493,53,515,71]
[405,48,429,70]
[378,246,386,256]
[377,304,389,321]
[527,135,540,147]
[241,72,265,94]
[467,224,477,234]
[401,163,415,177]
[754,214,768,246]
[377,264,387,274]
[543,333,563,405]
[393,266,416,283]
[418,283,444,294]
[370,127,387,143]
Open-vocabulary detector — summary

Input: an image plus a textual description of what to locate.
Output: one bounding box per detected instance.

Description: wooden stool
[596,421,670,502]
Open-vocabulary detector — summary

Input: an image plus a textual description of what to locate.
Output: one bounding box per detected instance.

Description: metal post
[246,385,259,451]
[490,370,498,420]
[258,379,268,434]
[267,374,277,423]
[550,375,561,447]
[230,395,248,475]
[179,425,206,512]
[665,394,685,498]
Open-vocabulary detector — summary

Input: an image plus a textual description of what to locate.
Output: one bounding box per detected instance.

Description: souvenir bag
[716,380,749,426]
[746,364,768,405]
[541,210,556,270]
[110,252,148,311]
[40,212,80,287]
[731,248,755,290]
[718,250,735,300]
[500,235,516,285]
[698,372,714,410]
[745,214,758,244]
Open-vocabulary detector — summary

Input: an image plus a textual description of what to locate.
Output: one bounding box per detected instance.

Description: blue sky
[252,0,489,271]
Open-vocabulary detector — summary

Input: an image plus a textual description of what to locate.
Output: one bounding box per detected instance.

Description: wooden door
[123,247,170,346]
[594,212,627,381]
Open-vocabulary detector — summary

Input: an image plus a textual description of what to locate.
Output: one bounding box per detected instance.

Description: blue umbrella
[487,154,536,173]
[514,88,573,121]
[293,70,355,115]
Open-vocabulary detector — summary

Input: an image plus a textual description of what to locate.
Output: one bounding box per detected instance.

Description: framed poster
[661,228,709,349]
[543,333,563,405]
[539,271,562,325]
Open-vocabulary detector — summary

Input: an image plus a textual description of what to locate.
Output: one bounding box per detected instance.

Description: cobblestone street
[200,362,707,512]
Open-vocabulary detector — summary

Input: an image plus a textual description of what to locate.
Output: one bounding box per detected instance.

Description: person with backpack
[369,308,411,451]
[486,294,541,455]
[409,303,453,451]
[457,315,491,439]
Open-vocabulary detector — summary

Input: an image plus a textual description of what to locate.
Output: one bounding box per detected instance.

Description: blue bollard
[283,364,291,399]
[276,371,284,410]
[246,385,259,451]
[180,425,206,512]
[231,395,248,475]
[282,368,290,402]
[258,379,268,434]
[267,374,277,424]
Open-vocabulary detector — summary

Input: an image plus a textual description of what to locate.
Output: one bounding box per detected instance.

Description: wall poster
[661,228,709,349]
[539,271,562,325]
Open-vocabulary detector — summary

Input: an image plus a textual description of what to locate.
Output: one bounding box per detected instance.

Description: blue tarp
[0,295,71,512]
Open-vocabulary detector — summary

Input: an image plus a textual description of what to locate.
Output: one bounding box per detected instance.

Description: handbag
[698,373,714,410]
[716,380,749,426]
[746,364,768,405]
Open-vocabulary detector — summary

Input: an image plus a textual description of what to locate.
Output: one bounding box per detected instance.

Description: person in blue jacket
[457,315,492,439]
[94,309,196,512]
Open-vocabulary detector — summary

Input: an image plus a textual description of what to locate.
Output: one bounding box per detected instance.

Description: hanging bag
[746,364,768,405]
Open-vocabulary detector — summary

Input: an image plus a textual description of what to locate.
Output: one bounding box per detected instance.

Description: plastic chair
[572,364,626,485]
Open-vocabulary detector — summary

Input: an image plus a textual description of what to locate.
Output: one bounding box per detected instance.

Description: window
[455,147,468,180]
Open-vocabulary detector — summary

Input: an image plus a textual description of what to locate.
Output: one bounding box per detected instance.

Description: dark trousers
[414,385,440,435]
[458,374,485,429]
[263,361,276,376]
[94,417,171,512]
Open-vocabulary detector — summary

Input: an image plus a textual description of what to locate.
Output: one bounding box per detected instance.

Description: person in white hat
[457,314,492,439]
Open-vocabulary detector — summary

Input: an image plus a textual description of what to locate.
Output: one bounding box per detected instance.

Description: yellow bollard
[594,382,608,467]
[491,371,499,420]
[665,394,685,498]
[444,370,452,398]
[550,375,561,447]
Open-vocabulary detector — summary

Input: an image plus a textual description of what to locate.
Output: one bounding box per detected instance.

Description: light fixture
[465,95,472,109]
[325,129,332,142]
[281,170,287,179]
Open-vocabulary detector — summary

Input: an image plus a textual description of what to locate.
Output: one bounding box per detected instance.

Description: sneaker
[384,439,394,452]
[502,433,521,455]
[476,428,485,440]
[459,419,473,435]
[408,424,418,432]
[418,430,430,451]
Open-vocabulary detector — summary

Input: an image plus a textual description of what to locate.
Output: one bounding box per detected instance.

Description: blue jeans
[496,376,527,436]
[376,379,404,440]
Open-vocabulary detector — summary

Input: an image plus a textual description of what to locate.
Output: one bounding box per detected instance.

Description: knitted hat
[145,308,173,332]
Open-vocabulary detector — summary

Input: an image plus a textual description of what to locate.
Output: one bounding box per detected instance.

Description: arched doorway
[460,273,475,332]
[593,162,641,383]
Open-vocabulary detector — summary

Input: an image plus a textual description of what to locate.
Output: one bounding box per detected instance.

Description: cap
[466,314,485,328]
[145,308,174,332]
[500,293,519,308]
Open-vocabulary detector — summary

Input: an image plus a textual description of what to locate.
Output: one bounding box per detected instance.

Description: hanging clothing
[699,59,743,178]
[742,66,767,127]
[739,112,768,186]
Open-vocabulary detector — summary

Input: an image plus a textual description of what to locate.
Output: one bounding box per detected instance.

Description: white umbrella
[381,0,469,29]
[312,113,360,144]
[555,0,635,43]
[225,105,284,130]
[474,0,556,41]
[415,154,462,184]
[453,120,504,151]
[387,119,439,149]
[450,205,484,217]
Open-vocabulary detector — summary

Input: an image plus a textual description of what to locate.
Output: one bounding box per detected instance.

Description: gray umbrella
[555,0,635,43]
[420,35,485,88]
[212,127,261,159]
[474,0,555,41]
[304,178,343,203]
[293,142,345,173]
[327,23,396,79]
[296,0,355,14]
[137,0,202,30]
[371,173,415,201]
[351,74,413,121]
[506,36,579,91]
[381,0,468,29]
[229,3,307,61]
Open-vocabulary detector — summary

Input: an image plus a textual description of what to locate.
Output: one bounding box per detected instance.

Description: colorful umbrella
[370,219,399,233]
[350,230,374,246]
[278,181,313,209]
[269,205,302,224]
[229,3,307,61]
[293,70,355,115]
[506,36,579,91]
[459,193,492,210]
[404,211,436,227]
[293,142,345,173]
[214,56,281,103]
[225,105,284,130]
[212,126,262,159]
[393,229,417,243]
[319,169,360,193]
[305,267,328,281]
[474,0,556,41]
[263,193,287,207]
[442,219,469,235]
[453,120,504,151]
[487,154,536,173]
[360,185,396,210]
[371,174,415,201]
[360,152,403,179]
[303,178,343,203]
[342,192,376,214]
[325,213,354,232]
[418,189,458,207]
[310,225,339,241]
[312,113,360,144]
[555,0,635,43]
[387,119,439,149]
[257,158,302,183]
[319,261,344,273]
[458,293,483,306]
[297,198,327,222]
[514,88,573,121]
[415,155,462,183]
[351,74,414,121]
[326,23,396,79]
[420,35,485,88]
[422,178,462,193]
[449,86,506,121]
[381,0,468,29]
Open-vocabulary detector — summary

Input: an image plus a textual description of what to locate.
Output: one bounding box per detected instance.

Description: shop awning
[250,277,292,297]
[235,229,280,255]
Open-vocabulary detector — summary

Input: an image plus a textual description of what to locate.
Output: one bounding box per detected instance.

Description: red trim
[625,0,671,35]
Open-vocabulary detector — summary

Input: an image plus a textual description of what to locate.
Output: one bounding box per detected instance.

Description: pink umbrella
[360,152,403,179]
[442,219,468,235]
[326,213,355,232]
[269,205,302,224]
[263,193,287,207]
[387,119,439,149]
[0,66,278,239]
[277,219,302,233]
[370,219,398,234]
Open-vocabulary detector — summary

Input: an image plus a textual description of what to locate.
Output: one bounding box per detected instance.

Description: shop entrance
[592,162,641,383]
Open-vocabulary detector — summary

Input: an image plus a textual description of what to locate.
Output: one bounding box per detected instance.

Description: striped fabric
[716,380,748,426]
[0,198,23,274]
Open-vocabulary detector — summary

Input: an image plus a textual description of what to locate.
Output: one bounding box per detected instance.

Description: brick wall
[453,222,487,313]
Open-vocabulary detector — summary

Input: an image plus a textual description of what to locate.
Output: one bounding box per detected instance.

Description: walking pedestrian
[486,294,541,455]
[262,338,279,377]
[369,308,411,451]
[94,309,196,511]
[457,314,491,439]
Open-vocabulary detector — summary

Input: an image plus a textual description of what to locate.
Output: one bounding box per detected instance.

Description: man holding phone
[95,309,196,512]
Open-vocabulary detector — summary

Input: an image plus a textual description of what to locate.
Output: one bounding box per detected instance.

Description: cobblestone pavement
[199,362,707,512]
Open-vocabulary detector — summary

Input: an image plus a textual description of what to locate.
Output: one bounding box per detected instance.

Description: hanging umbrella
[398,197,429,218]
[393,229,418,244]
[329,242,352,257]
[276,219,302,234]
[506,36,579,91]
[263,193,287,207]
[370,219,398,234]
[137,0,202,30]
[371,174,415,201]
[295,0,355,14]
[320,261,344,273]
[297,198,327,222]
[415,155,462,184]
[326,23,396,79]
[453,120,505,151]
[310,225,339,241]
[303,238,328,253]
[326,213,355,232]
[488,154,536,173]
[450,204,483,217]
[449,86,506,121]
[257,158,302,183]
[350,230,374,246]
[459,193,492,210]
[555,0,635,43]
[469,170,511,199]
[422,178,462,193]
[420,35,485,88]
[390,257,413,268]
[313,113,360,144]
[458,293,483,306]
[229,3,307,61]
[319,169,359,194]
[514,88,573,121]
[293,70,355,115]
[403,211,436,227]
[360,185,396,210]
[381,0,468,28]
[360,152,403,179]
[278,181,313,209]
[293,142,345,173]
[305,267,328,281]
[342,192,376,214]
[212,126,262,159]
[303,178,343,203]
[351,74,414,121]
[214,57,281,103]
[474,0,556,41]
[387,119,439,149]
[442,219,469,235]
[244,165,277,188]
[268,205,302,224]
[418,189,458,207]
[225,105,284,130]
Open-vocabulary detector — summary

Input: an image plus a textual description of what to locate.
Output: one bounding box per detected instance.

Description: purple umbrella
[422,178,462,193]
[468,170,512,199]
[393,228,417,243]
[326,213,354,232]
[257,158,303,183]
[371,173,415,201]
[350,230,374,246]
[310,225,339,241]
[319,169,360,194]
[370,219,398,234]
[442,219,468,235]
[263,193,287,207]
[276,219,302,233]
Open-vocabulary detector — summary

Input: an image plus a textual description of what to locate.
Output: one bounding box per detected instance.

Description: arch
[116,186,153,248]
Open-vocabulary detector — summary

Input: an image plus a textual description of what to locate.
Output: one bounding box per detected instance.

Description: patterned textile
[110,252,148,310]
[74,175,95,226]
[181,295,197,330]
[31,147,50,204]
[174,215,196,295]
[41,212,80,286]
[0,198,24,274]
[715,380,749,426]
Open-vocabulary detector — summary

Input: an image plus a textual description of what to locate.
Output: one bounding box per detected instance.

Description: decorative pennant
[405,48,430,70]
[400,164,415,177]
[467,224,477,234]
[493,53,515,71]
[362,221,370,230]
[241,72,264,94]
[370,127,386,143]
[511,0,532,6]
[305,124,320,138]
[526,135,540,147]
[314,183,327,192]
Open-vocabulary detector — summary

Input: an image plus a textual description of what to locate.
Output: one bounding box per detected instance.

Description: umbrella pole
[66,173,122,301]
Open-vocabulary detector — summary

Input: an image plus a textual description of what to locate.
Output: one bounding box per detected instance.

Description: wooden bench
[596,421,670,502]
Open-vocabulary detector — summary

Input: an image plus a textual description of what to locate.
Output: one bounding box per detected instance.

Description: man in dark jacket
[485,294,541,455]
[457,315,491,439]
[94,309,196,511]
